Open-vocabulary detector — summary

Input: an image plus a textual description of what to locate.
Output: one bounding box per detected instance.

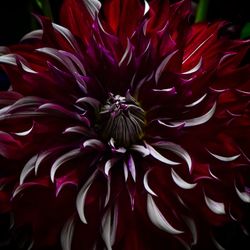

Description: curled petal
[51,148,81,182]
[101,205,118,250]
[235,184,250,203]
[155,50,178,83]
[76,170,98,224]
[130,144,150,157]
[185,93,207,108]
[127,155,136,182]
[61,216,75,250]
[171,102,217,127]
[207,150,241,162]
[83,139,105,150]
[204,194,226,215]
[20,155,37,185]
[152,141,192,172]
[143,169,157,196]
[104,158,118,176]
[171,169,196,190]
[145,142,180,166]
[147,194,183,234]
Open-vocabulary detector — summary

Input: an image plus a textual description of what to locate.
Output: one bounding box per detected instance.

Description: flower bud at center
[99,93,145,147]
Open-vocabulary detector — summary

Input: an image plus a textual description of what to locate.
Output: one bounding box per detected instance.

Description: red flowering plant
[0,0,250,249]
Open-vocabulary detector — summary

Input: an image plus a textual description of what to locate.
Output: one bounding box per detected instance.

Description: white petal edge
[171,102,217,127]
[63,126,88,135]
[52,23,81,53]
[204,194,225,215]
[128,155,136,182]
[153,141,192,172]
[235,185,250,203]
[21,29,43,41]
[207,150,241,162]
[36,47,78,74]
[183,216,197,245]
[143,170,158,196]
[182,57,202,75]
[51,148,81,182]
[144,0,150,15]
[83,139,104,149]
[104,159,118,176]
[61,216,75,250]
[147,194,183,234]
[171,169,197,190]
[101,205,118,250]
[20,155,37,184]
[131,144,150,157]
[145,142,180,166]
[119,39,132,66]
[15,124,34,136]
[185,93,207,108]
[152,87,176,93]
[104,178,111,207]
[76,170,97,224]
[35,149,58,175]
[155,50,178,83]
[82,0,101,19]
[123,162,129,182]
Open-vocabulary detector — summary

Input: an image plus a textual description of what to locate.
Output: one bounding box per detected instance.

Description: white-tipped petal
[171,102,217,127]
[76,97,100,110]
[35,148,60,175]
[0,54,17,65]
[51,148,81,182]
[131,144,150,157]
[36,47,78,74]
[211,236,226,250]
[52,23,81,53]
[21,29,43,41]
[15,124,34,136]
[152,87,176,93]
[76,170,97,224]
[207,150,241,162]
[20,155,37,184]
[101,206,118,250]
[182,57,202,75]
[183,216,197,245]
[155,50,178,83]
[123,162,129,182]
[145,143,180,166]
[185,93,207,108]
[104,159,118,176]
[63,126,88,135]
[83,139,104,150]
[143,170,157,196]
[82,0,101,19]
[144,0,150,15]
[153,142,192,172]
[104,178,111,207]
[204,194,225,215]
[147,194,183,234]
[171,169,197,189]
[235,185,250,203]
[128,155,136,182]
[61,216,75,250]
[119,39,132,66]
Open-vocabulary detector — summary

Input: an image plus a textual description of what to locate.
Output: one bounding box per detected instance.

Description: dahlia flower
[0,0,250,249]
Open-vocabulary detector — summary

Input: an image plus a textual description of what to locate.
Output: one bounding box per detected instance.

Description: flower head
[0,0,250,249]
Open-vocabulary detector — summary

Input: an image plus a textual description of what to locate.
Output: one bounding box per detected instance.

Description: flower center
[99,93,145,147]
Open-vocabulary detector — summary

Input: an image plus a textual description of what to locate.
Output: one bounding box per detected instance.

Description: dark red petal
[101,0,144,39]
[60,0,99,44]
